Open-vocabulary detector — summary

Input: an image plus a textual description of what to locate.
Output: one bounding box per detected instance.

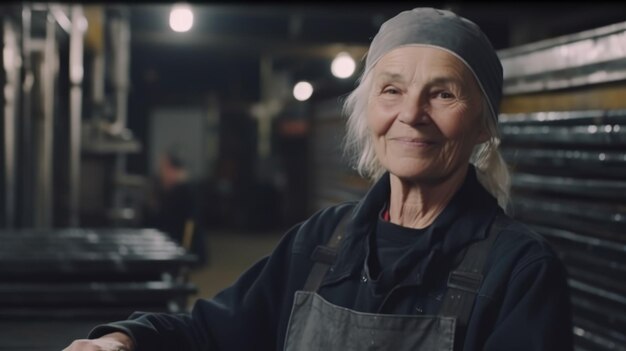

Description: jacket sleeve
[482,255,574,351]
[88,224,304,351]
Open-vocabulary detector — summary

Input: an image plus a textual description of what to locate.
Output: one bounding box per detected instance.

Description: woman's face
[366,46,488,184]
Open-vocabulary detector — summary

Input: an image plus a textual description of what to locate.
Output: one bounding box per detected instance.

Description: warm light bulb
[293,81,313,101]
[169,4,193,33]
[331,52,355,79]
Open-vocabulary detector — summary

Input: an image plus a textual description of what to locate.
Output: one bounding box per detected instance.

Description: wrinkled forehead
[370,45,481,89]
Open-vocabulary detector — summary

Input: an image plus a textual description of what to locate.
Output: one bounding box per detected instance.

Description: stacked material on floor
[0,228,197,350]
[498,21,626,351]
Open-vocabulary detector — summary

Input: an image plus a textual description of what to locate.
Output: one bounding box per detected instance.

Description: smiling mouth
[390,137,436,146]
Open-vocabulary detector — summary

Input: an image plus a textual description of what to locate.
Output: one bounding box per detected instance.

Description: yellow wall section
[501,82,626,113]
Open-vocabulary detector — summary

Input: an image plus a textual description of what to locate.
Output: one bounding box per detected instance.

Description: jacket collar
[322,165,499,286]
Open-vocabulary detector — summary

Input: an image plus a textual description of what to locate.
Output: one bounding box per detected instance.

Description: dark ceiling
[127,3,626,105]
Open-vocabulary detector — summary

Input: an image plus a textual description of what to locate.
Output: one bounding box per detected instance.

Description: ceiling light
[331,52,355,79]
[169,4,193,33]
[293,81,313,101]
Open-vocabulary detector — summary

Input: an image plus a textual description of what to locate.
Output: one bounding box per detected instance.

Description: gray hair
[342,71,511,210]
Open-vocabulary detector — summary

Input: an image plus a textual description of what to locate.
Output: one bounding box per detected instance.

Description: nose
[398,95,430,126]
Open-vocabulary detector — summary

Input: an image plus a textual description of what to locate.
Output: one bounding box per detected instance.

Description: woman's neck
[388,166,469,229]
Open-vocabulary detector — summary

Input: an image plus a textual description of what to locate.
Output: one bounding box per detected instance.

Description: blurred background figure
[144,148,208,267]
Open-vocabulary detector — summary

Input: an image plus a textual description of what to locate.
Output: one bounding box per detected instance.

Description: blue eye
[437,91,454,99]
[383,86,399,94]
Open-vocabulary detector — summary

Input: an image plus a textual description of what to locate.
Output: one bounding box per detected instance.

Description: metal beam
[131,30,369,60]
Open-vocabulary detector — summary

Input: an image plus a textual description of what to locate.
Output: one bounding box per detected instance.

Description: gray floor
[187,229,284,303]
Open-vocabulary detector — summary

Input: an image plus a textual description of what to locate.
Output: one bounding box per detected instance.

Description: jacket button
[361,274,368,283]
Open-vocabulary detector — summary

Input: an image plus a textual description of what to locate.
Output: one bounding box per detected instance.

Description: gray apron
[283,213,505,351]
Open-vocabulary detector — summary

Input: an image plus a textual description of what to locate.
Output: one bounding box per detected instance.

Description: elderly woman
[66,7,572,351]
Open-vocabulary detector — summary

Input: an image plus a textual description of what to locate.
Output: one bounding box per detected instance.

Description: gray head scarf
[364,7,503,121]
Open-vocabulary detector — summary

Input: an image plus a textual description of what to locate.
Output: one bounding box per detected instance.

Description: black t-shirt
[366,205,430,295]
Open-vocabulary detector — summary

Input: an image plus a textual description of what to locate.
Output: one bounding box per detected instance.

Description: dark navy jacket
[90,167,573,350]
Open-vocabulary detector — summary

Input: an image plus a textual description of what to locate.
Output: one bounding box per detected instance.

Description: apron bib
[284,291,455,351]
[283,212,506,350]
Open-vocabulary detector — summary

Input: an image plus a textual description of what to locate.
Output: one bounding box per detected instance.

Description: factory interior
[1,2,625,350]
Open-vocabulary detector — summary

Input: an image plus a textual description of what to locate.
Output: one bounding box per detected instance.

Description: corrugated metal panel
[499,21,626,95]
[500,20,626,351]
[501,109,626,350]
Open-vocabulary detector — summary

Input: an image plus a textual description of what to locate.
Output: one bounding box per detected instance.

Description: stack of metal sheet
[0,228,197,319]
[500,109,626,351]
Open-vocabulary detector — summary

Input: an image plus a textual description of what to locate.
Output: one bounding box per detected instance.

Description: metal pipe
[49,4,71,34]
[68,5,85,227]
[35,12,57,228]
[109,8,131,225]
[20,5,34,227]
[2,19,20,228]
[110,11,130,135]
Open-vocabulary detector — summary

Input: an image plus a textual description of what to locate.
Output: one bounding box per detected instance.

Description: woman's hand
[63,332,135,351]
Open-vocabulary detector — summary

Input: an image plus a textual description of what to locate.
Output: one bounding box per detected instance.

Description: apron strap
[302,213,351,292]
[439,213,510,350]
